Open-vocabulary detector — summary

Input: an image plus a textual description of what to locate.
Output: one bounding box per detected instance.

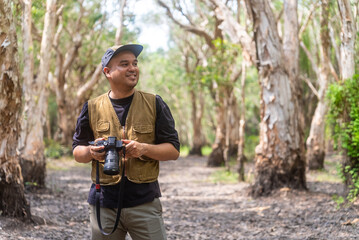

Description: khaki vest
[88,90,159,185]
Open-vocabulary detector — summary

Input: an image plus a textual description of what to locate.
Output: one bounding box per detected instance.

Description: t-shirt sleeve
[72,102,94,150]
[155,95,180,152]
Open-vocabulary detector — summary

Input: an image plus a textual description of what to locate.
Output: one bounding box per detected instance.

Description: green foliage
[244,135,259,161]
[201,146,212,156]
[197,38,241,87]
[44,139,71,159]
[332,194,345,209]
[139,46,192,146]
[31,0,46,21]
[180,145,190,157]
[47,94,58,138]
[327,74,359,203]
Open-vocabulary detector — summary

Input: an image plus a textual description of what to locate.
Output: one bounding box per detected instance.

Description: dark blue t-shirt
[72,93,180,208]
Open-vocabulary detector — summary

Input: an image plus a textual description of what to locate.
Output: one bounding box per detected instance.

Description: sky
[131,0,169,52]
[106,0,170,52]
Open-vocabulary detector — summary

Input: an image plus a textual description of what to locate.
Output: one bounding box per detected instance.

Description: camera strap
[95,147,126,236]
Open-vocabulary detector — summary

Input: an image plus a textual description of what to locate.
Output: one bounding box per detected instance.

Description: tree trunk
[306,0,331,170]
[189,87,204,156]
[19,0,57,187]
[207,89,226,167]
[248,0,306,196]
[0,0,31,218]
[223,90,234,171]
[237,61,247,181]
[53,28,82,145]
[115,0,126,45]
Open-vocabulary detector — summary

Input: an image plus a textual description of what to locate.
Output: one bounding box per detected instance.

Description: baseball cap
[101,44,143,72]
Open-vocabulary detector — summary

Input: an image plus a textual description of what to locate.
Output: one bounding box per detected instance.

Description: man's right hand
[89,138,106,161]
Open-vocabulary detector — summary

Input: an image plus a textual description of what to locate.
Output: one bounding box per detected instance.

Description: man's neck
[109,88,135,99]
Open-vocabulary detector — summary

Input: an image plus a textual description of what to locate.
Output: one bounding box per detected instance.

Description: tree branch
[157,0,215,49]
[300,75,319,99]
[77,63,103,100]
[298,0,320,39]
[115,0,126,45]
[300,40,319,77]
[208,0,256,65]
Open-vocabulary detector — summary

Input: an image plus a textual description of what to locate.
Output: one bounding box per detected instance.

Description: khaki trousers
[89,198,167,240]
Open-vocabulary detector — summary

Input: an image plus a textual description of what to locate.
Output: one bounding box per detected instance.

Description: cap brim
[112,44,143,58]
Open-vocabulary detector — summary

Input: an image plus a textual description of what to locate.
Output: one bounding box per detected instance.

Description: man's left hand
[122,139,147,159]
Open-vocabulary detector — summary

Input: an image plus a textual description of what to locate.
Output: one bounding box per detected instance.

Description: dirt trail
[0,155,359,239]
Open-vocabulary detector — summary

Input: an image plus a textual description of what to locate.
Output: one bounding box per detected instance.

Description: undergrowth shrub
[327,74,359,203]
[44,138,71,159]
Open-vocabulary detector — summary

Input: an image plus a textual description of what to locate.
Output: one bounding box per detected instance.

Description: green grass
[208,169,239,184]
[179,145,212,157]
[307,162,342,183]
[46,157,90,171]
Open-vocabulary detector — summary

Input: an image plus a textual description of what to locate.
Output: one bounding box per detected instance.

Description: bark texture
[337,0,356,79]
[248,0,306,196]
[0,0,31,218]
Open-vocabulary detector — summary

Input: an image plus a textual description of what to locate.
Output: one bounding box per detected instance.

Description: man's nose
[128,64,136,71]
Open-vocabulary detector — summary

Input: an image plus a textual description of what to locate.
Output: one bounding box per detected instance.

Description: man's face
[104,51,139,91]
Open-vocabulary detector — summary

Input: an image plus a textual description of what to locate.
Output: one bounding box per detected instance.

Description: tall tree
[247,0,306,196]
[50,0,134,145]
[208,0,256,179]
[181,37,206,155]
[0,0,31,218]
[18,0,57,187]
[50,0,100,145]
[304,0,332,170]
[158,0,241,166]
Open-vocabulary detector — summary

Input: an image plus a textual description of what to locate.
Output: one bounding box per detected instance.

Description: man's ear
[103,67,110,77]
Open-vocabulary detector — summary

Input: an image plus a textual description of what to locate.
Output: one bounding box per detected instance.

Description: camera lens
[103,149,120,175]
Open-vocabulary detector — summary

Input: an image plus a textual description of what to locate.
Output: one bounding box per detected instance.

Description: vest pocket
[132,125,154,142]
[96,121,110,133]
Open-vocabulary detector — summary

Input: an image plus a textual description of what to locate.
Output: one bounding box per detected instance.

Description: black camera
[89,136,124,175]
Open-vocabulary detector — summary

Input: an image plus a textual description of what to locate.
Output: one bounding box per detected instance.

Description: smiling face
[103,50,139,95]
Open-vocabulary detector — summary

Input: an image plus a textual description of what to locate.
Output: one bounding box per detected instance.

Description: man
[73,44,180,240]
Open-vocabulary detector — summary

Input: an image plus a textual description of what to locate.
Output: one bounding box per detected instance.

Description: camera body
[89,136,124,175]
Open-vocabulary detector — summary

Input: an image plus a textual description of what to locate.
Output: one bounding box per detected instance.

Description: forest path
[0,155,358,239]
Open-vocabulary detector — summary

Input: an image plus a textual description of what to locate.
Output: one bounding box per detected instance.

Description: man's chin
[127,80,138,88]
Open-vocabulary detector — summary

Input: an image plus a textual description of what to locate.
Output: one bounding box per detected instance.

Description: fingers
[94,137,105,143]
[89,139,105,160]
[122,139,143,158]
[122,139,131,144]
